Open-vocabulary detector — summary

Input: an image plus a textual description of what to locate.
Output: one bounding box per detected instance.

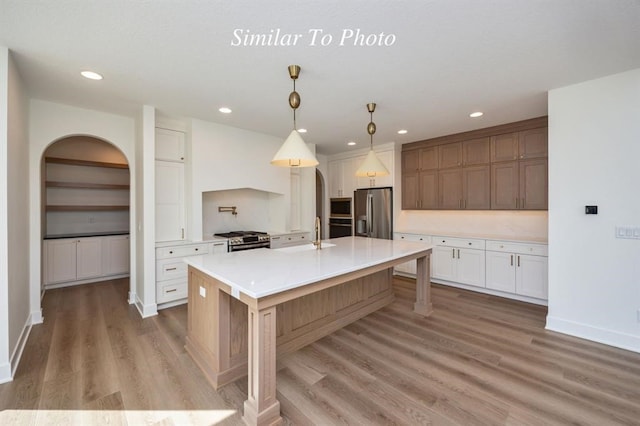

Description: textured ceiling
[1,1,640,155]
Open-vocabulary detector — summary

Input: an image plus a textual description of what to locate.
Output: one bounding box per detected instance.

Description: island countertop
[184,236,432,299]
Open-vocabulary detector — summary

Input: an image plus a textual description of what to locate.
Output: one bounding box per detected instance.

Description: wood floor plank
[2,277,640,425]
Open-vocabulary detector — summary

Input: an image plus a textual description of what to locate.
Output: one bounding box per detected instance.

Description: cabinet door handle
[169,250,174,254]
[459,199,462,209]
[452,248,455,258]
[521,198,525,209]
[457,249,460,259]
[194,248,199,251]
[181,228,185,239]
[517,255,520,267]
[510,255,513,266]
[166,288,177,293]
[166,267,177,271]
[214,243,223,246]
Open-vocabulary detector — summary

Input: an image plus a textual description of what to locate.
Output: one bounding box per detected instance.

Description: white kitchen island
[184,236,433,426]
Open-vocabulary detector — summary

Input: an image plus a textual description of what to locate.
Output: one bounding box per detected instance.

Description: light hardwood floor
[2,277,640,425]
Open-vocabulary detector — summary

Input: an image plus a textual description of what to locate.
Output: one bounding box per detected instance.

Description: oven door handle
[230,242,270,251]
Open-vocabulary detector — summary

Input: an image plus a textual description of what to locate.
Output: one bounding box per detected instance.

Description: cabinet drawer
[433,236,485,250]
[486,240,547,256]
[395,233,431,243]
[270,233,310,249]
[156,243,209,259]
[156,258,188,281]
[157,279,187,304]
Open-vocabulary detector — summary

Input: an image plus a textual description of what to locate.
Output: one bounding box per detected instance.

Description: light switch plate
[199,286,206,298]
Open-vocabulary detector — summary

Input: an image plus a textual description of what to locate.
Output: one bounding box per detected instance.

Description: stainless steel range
[214,231,270,252]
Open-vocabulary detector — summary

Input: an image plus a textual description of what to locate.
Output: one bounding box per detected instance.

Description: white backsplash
[202,188,279,235]
[396,209,548,241]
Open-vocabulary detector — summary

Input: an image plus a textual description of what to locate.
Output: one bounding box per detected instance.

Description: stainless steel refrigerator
[354,187,393,239]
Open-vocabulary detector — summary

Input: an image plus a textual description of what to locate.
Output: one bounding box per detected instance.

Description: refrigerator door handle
[367,193,373,236]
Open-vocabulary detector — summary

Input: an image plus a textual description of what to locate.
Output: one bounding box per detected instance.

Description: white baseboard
[1,312,38,383]
[135,295,157,318]
[157,298,187,311]
[430,277,548,306]
[44,273,129,290]
[546,316,640,353]
[30,309,43,325]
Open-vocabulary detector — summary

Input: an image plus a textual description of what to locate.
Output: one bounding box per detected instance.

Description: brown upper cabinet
[401,148,439,209]
[518,128,548,159]
[462,138,490,166]
[438,143,462,169]
[491,128,548,162]
[401,116,548,211]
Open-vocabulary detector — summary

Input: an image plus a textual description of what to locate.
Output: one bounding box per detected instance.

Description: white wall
[0,47,8,382]
[0,48,30,382]
[190,119,292,239]
[29,100,137,322]
[547,68,640,352]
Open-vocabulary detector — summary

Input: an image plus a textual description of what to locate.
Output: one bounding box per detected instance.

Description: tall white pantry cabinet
[155,128,186,242]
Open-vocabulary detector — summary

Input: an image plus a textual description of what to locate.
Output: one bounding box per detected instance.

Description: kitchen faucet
[313,216,322,249]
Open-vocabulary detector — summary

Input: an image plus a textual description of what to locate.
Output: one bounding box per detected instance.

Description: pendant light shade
[355,102,389,177]
[271,129,318,167]
[271,65,319,168]
[355,149,390,177]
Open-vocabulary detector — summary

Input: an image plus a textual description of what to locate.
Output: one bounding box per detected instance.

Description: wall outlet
[199,286,206,298]
[615,226,640,239]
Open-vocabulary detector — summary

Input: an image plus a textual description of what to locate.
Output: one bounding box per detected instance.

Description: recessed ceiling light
[81,71,103,80]
[298,128,307,133]
[469,111,483,118]
[347,141,356,146]
[397,129,408,135]
[218,107,232,114]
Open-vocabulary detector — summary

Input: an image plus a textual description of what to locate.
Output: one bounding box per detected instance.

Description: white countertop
[396,230,548,244]
[184,236,432,299]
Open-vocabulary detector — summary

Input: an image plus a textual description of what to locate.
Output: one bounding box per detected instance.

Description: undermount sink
[274,242,336,253]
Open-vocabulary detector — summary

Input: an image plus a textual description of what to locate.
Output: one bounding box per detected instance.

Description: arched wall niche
[41,134,130,238]
[43,135,128,164]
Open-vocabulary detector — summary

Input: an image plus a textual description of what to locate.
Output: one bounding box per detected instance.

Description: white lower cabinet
[76,237,103,280]
[394,233,431,275]
[486,240,548,300]
[432,237,486,288]
[156,240,228,306]
[104,235,130,275]
[394,232,548,304]
[44,235,130,287]
[45,239,78,284]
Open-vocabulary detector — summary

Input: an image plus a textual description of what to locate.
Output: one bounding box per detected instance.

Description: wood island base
[185,245,432,426]
[185,267,396,389]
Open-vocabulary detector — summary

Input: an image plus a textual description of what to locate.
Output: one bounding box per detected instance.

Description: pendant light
[355,102,389,178]
[271,65,319,167]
